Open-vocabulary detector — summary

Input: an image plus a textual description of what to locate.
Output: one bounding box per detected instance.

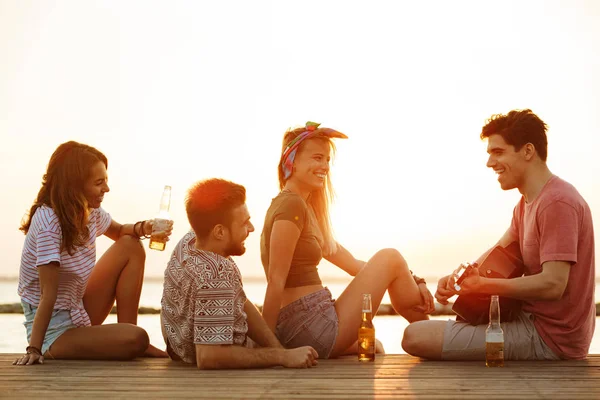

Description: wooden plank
[1,354,599,399]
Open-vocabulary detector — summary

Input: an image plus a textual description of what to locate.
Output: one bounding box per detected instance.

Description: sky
[1,0,599,281]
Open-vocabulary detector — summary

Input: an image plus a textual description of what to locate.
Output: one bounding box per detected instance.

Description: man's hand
[412,283,435,314]
[450,266,482,296]
[281,346,319,368]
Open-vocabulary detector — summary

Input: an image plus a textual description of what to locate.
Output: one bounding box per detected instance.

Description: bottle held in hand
[358,293,375,362]
[149,185,172,251]
[486,295,505,367]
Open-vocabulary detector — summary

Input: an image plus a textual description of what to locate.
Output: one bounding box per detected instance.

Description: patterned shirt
[161,230,248,364]
[17,205,112,327]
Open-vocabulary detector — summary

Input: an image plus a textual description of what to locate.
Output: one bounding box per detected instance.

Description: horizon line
[2,275,600,284]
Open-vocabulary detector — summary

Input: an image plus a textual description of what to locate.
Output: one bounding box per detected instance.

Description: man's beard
[224,241,246,257]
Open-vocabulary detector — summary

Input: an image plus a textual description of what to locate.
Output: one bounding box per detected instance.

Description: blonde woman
[260,122,434,359]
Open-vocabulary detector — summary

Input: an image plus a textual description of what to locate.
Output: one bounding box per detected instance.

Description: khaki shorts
[442,311,560,360]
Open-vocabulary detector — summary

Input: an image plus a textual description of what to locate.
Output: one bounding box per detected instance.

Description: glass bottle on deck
[149,185,172,251]
[358,293,376,362]
[486,295,504,367]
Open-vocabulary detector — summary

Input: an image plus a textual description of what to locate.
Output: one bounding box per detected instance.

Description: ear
[212,224,226,240]
[523,143,536,161]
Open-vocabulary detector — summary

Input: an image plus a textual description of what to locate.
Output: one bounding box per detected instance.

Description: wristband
[141,220,151,239]
[410,270,426,285]
[26,346,42,356]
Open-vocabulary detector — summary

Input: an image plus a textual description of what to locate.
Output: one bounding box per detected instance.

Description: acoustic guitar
[451,241,524,325]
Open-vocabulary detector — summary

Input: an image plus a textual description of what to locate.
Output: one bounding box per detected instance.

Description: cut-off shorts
[276,287,339,359]
[22,300,77,356]
[442,311,560,360]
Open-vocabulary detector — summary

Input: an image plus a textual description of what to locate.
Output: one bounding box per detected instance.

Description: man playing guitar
[401,109,595,361]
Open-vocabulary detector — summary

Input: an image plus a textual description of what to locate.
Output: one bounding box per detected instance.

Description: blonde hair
[278,127,338,256]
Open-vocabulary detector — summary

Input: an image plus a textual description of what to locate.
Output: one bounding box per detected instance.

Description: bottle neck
[362,310,372,323]
[158,187,171,214]
[156,209,171,219]
[489,297,501,326]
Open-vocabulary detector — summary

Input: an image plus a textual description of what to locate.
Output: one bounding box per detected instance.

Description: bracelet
[26,346,42,356]
[410,270,426,285]
[141,220,151,239]
[133,221,143,238]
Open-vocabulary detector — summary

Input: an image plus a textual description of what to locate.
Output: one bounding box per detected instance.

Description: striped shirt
[17,205,112,327]
[161,230,248,364]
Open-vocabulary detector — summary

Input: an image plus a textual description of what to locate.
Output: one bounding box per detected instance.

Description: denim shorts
[22,300,77,356]
[276,287,339,359]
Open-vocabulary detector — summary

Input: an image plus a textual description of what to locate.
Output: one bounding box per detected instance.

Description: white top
[18,205,112,327]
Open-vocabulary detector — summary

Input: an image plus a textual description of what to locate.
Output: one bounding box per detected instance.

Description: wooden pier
[1,354,599,399]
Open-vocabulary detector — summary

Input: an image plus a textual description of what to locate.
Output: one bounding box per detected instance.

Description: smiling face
[82,161,110,209]
[223,203,254,257]
[290,138,331,192]
[485,134,529,191]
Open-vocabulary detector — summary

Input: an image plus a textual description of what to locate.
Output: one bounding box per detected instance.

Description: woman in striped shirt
[13,141,172,366]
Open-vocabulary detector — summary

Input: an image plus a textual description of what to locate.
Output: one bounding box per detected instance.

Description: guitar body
[452,242,524,325]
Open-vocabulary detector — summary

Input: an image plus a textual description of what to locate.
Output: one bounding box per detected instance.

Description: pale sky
[1,0,599,281]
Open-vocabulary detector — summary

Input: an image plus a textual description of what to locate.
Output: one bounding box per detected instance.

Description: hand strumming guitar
[449,264,481,296]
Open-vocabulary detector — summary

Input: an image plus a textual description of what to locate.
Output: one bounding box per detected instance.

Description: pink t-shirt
[509,175,595,359]
[18,205,112,327]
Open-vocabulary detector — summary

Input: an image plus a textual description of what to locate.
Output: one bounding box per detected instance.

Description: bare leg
[47,324,149,360]
[330,248,421,357]
[401,320,446,359]
[84,235,145,325]
[399,308,430,323]
[83,235,167,357]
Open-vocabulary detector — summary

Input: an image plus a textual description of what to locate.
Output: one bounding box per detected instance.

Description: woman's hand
[435,274,454,305]
[144,219,174,241]
[412,283,435,314]
[13,347,44,366]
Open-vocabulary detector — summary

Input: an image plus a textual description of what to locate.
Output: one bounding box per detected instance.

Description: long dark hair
[20,141,108,255]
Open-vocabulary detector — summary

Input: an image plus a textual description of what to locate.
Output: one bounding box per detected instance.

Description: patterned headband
[281,121,348,180]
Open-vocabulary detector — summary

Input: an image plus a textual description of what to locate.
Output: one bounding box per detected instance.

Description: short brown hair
[480,109,548,161]
[185,178,246,239]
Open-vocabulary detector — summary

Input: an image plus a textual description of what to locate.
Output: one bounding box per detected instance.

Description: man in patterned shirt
[161,178,318,369]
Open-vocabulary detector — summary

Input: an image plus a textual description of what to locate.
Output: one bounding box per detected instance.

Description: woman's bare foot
[143,344,169,358]
[375,339,385,354]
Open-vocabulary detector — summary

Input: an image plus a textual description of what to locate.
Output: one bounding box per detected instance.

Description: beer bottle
[358,293,375,362]
[149,185,172,251]
[485,295,504,367]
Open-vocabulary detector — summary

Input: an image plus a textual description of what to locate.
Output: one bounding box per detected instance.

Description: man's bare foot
[143,344,169,358]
